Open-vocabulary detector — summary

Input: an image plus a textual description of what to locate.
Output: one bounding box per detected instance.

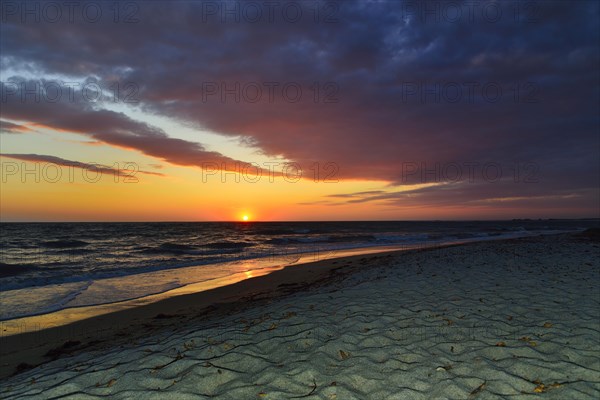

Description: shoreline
[0,239,486,379]
[0,244,432,379]
[0,244,423,326]
[1,230,572,326]
[1,231,598,398]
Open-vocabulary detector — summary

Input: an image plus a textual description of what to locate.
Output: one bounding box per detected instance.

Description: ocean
[0,220,596,321]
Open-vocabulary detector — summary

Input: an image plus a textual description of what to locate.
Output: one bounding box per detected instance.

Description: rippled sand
[2,234,599,399]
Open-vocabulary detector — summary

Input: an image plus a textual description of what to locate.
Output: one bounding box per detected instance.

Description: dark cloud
[0,153,165,177]
[0,80,268,173]
[0,120,30,133]
[1,0,598,213]
[327,190,387,199]
[319,181,598,215]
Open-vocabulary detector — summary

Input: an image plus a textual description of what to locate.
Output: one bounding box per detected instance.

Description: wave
[0,262,38,278]
[204,241,255,249]
[53,248,94,255]
[159,243,197,252]
[41,239,90,248]
[138,241,255,255]
[267,234,377,245]
[251,228,301,235]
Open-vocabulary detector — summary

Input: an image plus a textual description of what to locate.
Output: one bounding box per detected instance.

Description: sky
[0,0,598,221]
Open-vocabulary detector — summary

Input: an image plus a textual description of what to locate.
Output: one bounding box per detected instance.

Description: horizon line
[1,218,599,224]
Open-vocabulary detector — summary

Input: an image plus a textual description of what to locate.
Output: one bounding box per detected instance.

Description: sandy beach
[1,232,599,399]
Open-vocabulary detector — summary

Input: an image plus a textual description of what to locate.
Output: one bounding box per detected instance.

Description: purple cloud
[0,153,165,177]
[0,120,31,134]
[1,0,598,213]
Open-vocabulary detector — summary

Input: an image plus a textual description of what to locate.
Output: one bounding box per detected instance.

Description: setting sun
[242,215,249,221]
